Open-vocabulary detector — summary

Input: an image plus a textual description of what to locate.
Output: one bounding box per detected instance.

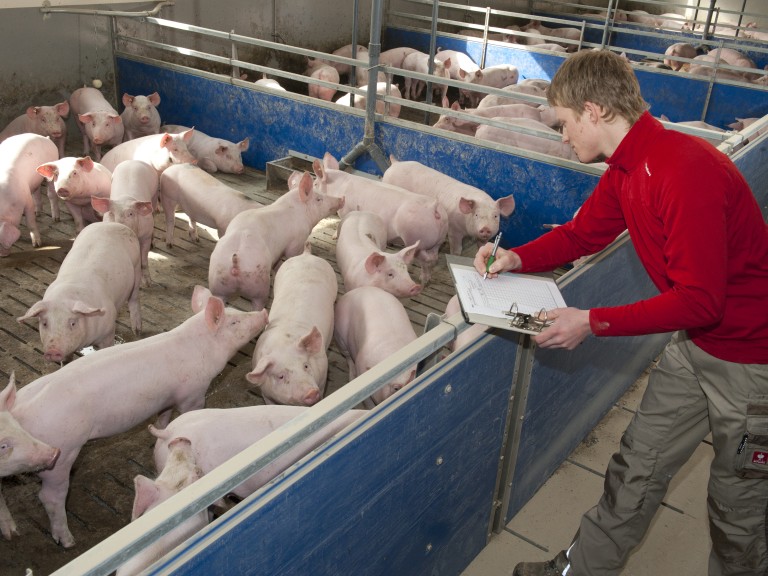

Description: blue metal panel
[148,334,517,576]
[734,136,768,217]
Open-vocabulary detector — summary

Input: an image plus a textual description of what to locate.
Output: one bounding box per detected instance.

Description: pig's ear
[159,133,173,147]
[132,475,159,520]
[246,358,272,385]
[458,197,475,215]
[36,163,56,180]
[498,194,516,217]
[56,101,70,118]
[204,296,225,332]
[237,137,250,152]
[71,301,105,316]
[148,92,161,106]
[299,326,324,355]
[190,285,212,313]
[298,172,313,202]
[77,156,95,172]
[399,241,420,264]
[364,252,386,273]
[17,301,46,323]
[312,160,324,181]
[323,153,339,170]
[122,93,134,107]
[78,113,93,124]
[0,372,17,412]
[26,106,41,119]
[182,128,195,141]
[134,201,154,216]
[90,196,111,214]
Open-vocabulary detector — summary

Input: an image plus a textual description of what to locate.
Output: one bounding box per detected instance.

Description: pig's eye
[304,363,309,371]
[278,374,285,381]
[69,319,77,329]
[41,320,48,328]
[388,272,394,278]
[0,439,11,454]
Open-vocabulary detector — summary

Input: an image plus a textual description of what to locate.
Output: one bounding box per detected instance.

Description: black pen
[484,232,502,280]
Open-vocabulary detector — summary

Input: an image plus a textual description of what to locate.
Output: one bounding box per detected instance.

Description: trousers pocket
[736,399,768,479]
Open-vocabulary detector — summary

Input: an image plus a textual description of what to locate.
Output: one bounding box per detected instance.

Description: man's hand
[533,307,592,349]
[473,244,522,277]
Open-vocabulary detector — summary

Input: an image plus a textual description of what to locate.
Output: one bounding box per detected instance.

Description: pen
[484,232,502,280]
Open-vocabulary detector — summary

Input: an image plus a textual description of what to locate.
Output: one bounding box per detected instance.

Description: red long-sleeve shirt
[513,111,768,363]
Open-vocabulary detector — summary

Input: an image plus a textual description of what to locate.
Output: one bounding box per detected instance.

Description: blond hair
[547,50,648,123]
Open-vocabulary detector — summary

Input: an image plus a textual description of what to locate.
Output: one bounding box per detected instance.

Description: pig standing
[0,373,61,541]
[247,245,337,406]
[304,59,341,102]
[0,134,59,256]
[99,128,197,176]
[379,46,419,69]
[36,156,112,233]
[313,153,448,284]
[17,221,142,363]
[334,286,418,407]
[115,438,207,576]
[401,50,451,101]
[69,86,124,161]
[334,82,403,118]
[120,92,162,141]
[383,157,516,254]
[149,405,366,500]
[160,163,263,247]
[0,101,69,157]
[91,160,158,286]
[461,64,520,108]
[208,171,343,310]
[336,210,421,296]
[475,117,581,162]
[162,125,249,174]
[10,286,268,547]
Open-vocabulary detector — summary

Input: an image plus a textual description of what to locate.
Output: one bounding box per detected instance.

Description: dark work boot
[512,550,572,576]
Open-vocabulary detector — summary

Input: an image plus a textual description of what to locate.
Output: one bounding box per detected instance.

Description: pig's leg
[66,202,88,233]
[37,451,80,548]
[155,408,174,430]
[94,330,116,350]
[0,482,19,540]
[23,196,42,248]
[45,181,60,222]
[139,238,152,288]
[91,142,102,162]
[188,219,199,242]
[162,198,176,248]
[448,230,465,255]
[128,261,142,335]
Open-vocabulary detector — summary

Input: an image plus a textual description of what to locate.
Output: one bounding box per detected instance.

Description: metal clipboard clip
[502,302,554,333]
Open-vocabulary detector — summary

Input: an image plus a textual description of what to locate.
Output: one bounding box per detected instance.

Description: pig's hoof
[54,531,76,549]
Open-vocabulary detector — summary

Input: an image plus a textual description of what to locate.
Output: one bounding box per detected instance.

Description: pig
[521,20,581,51]
[663,42,699,71]
[208,171,343,310]
[0,101,69,157]
[336,210,421,296]
[692,48,758,80]
[334,286,418,407]
[10,285,268,547]
[313,152,448,284]
[728,117,768,143]
[149,405,366,500]
[476,117,581,162]
[69,86,124,161]
[461,64,520,108]
[246,245,337,406]
[161,125,248,174]
[254,75,286,91]
[378,46,419,69]
[304,61,340,101]
[91,160,158,286]
[383,157,515,254]
[160,163,264,247]
[115,438,206,576]
[401,50,451,102]
[320,44,369,78]
[0,372,61,541]
[99,128,197,176]
[36,156,112,233]
[433,101,558,136]
[334,82,403,118]
[435,49,481,80]
[17,221,142,363]
[0,133,59,256]
[120,92,162,141]
[659,115,727,147]
[351,51,388,87]
[477,82,547,108]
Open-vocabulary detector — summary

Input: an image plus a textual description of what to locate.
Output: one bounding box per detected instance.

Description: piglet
[0,373,60,541]
[336,210,421,297]
[334,286,418,407]
[475,117,581,162]
[0,101,69,157]
[208,171,343,310]
[36,156,112,233]
[0,133,59,256]
[91,160,158,286]
[121,92,162,141]
[461,64,520,108]
[334,82,402,118]
[17,221,142,363]
[160,163,263,247]
[304,60,340,102]
[11,285,268,548]
[162,125,248,174]
[99,128,197,176]
[401,50,450,102]
[115,438,206,576]
[383,157,515,254]
[247,244,337,406]
[69,87,124,161]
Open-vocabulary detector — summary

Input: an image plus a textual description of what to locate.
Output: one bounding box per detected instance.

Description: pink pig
[0,133,59,256]
[10,286,268,548]
[334,82,403,118]
[383,157,516,254]
[313,153,448,284]
[36,156,112,233]
[120,92,162,141]
[401,50,450,101]
[17,221,142,363]
[0,373,60,541]
[0,101,69,157]
[433,102,559,136]
[475,117,581,162]
[91,160,158,286]
[69,87,124,161]
[160,163,263,247]
[208,171,343,310]
[334,286,418,407]
[247,245,338,406]
[162,125,249,174]
[336,210,421,297]
[305,62,340,102]
[99,128,197,176]
[461,64,520,108]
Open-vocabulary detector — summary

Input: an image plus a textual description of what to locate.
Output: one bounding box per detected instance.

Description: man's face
[554,105,603,164]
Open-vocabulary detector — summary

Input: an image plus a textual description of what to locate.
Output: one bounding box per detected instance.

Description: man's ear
[583,101,603,124]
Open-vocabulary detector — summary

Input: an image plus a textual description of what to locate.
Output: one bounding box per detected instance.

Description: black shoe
[512,550,571,576]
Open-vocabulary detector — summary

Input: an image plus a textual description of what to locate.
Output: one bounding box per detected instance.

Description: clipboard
[446,255,567,336]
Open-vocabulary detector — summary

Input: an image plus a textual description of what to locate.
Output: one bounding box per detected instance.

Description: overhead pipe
[39,0,172,18]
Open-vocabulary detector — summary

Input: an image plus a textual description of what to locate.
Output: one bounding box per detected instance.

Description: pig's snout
[44,348,65,363]
[303,388,322,406]
[478,227,494,241]
[57,188,71,200]
[409,284,423,296]
[92,136,105,145]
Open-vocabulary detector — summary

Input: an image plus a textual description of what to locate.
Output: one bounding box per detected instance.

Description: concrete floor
[460,363,713,576]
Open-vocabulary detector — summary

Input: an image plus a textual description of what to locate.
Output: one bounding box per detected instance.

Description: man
[474,49,768,575]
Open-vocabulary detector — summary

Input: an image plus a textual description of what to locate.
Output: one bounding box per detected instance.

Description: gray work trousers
[568,331,768,576]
